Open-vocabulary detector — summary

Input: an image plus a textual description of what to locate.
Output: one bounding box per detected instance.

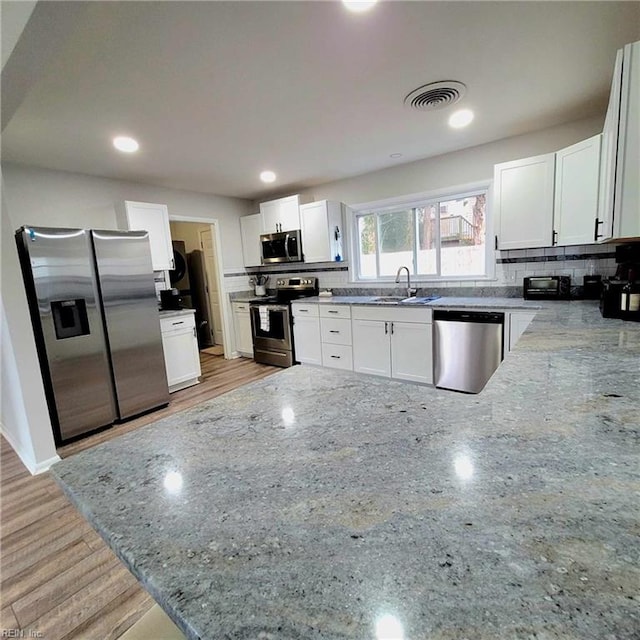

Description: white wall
[1,164,252,473]
[297,115,603,206]
[2,164,252,271]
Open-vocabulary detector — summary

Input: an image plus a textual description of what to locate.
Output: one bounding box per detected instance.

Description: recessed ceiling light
[342,0,377,13]
[260,170,276,183]
[390,153,403,159]
[448,109,474,129]
[113,136,139,153]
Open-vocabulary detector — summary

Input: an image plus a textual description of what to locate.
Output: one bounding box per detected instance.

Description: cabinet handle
[552,230,558,246]
[384,322,388,335]
[494,235,498,250]
[172,321,185,325]
[298,309,308,313]
[594,217,603,241]
[328,310,338,314]
[330,355,341,359]
[193,327,196,338]
[329,330,340,334]
[390,322,394,335]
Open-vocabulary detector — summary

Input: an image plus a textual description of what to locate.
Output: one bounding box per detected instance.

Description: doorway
[168,218,229,357]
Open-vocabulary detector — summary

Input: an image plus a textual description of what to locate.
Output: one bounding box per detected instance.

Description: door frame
[168,215,232,359]
[198,226,223,347]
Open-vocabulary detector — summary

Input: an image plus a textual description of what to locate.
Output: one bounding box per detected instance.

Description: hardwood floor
[1,354,279,639]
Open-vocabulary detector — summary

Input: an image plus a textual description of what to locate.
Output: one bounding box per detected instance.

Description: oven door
[250,304,293,351]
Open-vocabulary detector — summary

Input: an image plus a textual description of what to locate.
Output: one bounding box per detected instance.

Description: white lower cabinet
[352,307,433,384]
[390,321,433,384]
[160,313,201,393]
[507,311,537,351]
[292,303,321,365]
[320,304,353,370]
[232,302,253,357]
[352,319,390,377]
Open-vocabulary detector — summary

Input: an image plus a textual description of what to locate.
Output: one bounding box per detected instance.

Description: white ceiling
[2,1,639,201]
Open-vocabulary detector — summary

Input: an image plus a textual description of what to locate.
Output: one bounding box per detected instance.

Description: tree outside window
[356,192,487,279]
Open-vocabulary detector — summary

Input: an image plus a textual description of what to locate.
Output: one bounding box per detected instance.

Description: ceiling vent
[404,81,467,111]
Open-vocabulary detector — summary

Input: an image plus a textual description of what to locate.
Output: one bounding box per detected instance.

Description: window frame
[349,182,494,283]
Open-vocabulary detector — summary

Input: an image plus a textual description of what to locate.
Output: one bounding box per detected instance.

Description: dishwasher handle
[432,310,505,324]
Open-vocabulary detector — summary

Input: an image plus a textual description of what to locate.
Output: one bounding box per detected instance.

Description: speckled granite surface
[159,308,196,319]
[52,301,639,639]
[304,295,541,310]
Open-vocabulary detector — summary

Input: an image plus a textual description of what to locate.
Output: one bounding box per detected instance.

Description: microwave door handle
[284,233,291,261]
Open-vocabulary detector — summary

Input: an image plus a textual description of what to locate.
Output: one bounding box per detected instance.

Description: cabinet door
[161,329,201,390]
[260,200,281,234]
[300,201,331,262]
[390,321,433,384]
[293,315,322,365]
[240,213,264,267]
[124,201,174,271]
[352,319,390,377]
[260,195,301,233]
[508,311,537,351]
[233,305,253,356]
[300,200,344,263]
[278,196,302,231]
[494,154,555,249]
[554,135,602,246]
[597,50,623,242]
[613,41,640,240]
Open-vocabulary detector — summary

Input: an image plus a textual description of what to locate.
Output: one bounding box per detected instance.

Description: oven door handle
[251,304,289,312]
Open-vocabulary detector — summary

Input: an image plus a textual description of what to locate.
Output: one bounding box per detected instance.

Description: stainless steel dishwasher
[433,310,505,393]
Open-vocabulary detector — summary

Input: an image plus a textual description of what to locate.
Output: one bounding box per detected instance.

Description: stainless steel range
[250,277,318,367]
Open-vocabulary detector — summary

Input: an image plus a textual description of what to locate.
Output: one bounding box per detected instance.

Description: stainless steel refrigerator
[16,226,170,444]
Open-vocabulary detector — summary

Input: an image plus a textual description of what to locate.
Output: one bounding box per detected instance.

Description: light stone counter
[158,308,196,320]
[304,295,541,310]
[52,301,639,639]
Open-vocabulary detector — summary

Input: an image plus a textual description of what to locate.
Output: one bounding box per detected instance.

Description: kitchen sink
[371,295,441,304]
[401,296,441,304]
[372,296,406,303]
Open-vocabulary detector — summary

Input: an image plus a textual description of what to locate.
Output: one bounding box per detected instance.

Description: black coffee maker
[600,244,640,320]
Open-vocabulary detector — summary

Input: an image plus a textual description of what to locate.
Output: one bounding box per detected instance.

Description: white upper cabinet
[597,49,624,242]
[240,213,263,267]
[118,201,174,271]
[260,195,305,233]
[554,134,602,246]
[299,200,345,263]
[598,41,640,242]
[493,153,556,250]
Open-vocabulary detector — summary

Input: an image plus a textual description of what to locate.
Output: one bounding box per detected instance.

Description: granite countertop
[158,308,196,319]
[302,295,541,310]
[52,301,639,639]
[232,295,277,304]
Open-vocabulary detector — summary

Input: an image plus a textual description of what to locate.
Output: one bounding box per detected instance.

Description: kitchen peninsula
[51,301,639,639]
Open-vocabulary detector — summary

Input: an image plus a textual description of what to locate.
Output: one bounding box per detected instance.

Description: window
[355,189,489,280]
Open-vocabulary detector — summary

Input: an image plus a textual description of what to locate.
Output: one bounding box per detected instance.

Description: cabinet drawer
[351,306,432,323]
[319,304,351,319]
[232,302,250,314]
[292,303,319,317]
[320,317,352,345]
[321,343,353,370]
[160,314,195,335]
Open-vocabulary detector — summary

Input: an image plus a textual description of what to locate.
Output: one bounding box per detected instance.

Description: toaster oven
[523,276,571,300]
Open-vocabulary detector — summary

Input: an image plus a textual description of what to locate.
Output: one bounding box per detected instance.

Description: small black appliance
[160,288,182,310]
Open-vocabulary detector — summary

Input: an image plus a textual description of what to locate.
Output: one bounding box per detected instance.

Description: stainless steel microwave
[260,229,303,264]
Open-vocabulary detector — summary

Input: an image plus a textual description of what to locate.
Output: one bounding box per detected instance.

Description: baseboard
[0,422,61,475]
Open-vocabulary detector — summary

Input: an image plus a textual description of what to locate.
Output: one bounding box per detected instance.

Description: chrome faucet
[395,266,416,299]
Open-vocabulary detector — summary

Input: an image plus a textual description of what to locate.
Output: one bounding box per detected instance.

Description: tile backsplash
[224,244,619,298]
